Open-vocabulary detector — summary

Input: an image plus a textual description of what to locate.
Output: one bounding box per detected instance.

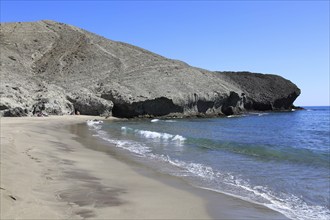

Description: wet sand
[0,116,288,219]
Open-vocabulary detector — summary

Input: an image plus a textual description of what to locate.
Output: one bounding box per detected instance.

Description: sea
[86,106,330,220]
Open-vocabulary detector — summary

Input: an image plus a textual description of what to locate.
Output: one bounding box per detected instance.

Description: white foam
[86,119,104,130]
[151,119,177,123]
[86,124,151,156]
[114,140,151,155]
[222,175,330,220]
[149,154,215,180]
[227,114,246,118]
[121,127,186,143]
[172,135,186,141]
[139,130,186,142]
[138,130,164,139]
[95,132,151,156]
[87,119,103,125]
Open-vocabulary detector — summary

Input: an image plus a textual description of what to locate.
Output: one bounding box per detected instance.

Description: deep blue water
[87,106,330,220]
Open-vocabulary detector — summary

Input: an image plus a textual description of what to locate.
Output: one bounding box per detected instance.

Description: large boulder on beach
[0,20,300,117]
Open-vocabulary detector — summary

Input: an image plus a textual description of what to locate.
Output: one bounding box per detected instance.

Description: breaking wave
[121,126,186,142]
[151,119,177,123]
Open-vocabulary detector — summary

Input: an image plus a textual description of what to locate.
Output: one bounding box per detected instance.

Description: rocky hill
[0,20,300,117]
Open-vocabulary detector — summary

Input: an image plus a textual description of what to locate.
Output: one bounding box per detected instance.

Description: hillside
[0,20,300,117]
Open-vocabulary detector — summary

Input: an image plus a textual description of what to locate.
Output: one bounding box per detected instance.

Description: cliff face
[0,20,300,117]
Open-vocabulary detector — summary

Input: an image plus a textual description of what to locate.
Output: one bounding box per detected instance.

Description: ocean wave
[162,156,215,179]
[87,119,103,125]
[86,123,151,155]
[86,119,103,130]
[121,126,186,143]
[113,139,151,155]
[227,114,246,118]
[151,119,177,123]
[97,133,151,156]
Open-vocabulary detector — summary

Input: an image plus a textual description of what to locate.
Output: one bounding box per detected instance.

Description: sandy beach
[0,116,288,219]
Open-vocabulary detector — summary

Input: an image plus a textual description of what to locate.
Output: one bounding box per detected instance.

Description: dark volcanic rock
[111,97,183,118]
[219,72,300,111]
[0,20,300,117]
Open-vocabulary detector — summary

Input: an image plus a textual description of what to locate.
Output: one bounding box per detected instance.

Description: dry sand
[0,116,288,220]
[0,116,211,219]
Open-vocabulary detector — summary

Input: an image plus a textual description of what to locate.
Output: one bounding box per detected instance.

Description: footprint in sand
[1,187,17,201]
[25,147,41,163]
[9,195,16,201]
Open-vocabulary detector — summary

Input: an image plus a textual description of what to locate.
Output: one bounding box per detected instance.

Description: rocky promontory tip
[0,20,301,117]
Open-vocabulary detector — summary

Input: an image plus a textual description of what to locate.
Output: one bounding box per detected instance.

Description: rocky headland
[0,20,300,117]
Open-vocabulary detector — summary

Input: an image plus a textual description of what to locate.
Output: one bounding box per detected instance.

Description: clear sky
[1,1,329,106]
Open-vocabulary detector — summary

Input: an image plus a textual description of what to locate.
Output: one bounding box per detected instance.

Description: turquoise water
[87,106,330,220]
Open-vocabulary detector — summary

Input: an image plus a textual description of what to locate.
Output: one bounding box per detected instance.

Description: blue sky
[1,1,329,106]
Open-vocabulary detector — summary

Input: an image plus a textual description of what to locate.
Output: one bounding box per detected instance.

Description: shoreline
[1,116,288,219]
[74,119,289,219]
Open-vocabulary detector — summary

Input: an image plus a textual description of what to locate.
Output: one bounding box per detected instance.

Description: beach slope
[0,116,212,219]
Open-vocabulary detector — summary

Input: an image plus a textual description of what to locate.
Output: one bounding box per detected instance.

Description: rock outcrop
[0,20,300,117]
